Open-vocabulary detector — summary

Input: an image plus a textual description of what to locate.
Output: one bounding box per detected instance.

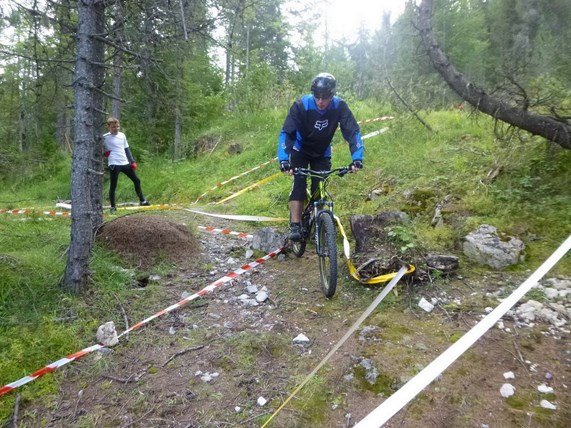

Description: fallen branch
[113,292,130,338]
[10,394,21,428]
[101,373,141,384]
[162,345,205,367]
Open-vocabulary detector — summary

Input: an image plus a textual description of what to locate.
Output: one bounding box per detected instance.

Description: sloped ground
[13,212,570,427]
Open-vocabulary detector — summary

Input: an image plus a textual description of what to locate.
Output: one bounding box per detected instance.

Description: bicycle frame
[307,177,333,242]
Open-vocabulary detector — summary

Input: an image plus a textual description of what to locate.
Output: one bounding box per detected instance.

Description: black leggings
[289,151,331,201]
[109,164,145,207]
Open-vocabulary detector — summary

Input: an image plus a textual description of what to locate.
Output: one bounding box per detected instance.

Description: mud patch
[96,215,201,270]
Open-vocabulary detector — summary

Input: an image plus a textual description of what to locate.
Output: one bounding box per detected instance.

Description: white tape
[184,208,287,222]
[355,234,571,428]
[362,128,389,139]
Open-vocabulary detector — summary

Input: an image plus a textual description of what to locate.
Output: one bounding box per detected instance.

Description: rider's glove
[279,161,291,172]
[104,150,110,157]
[130,162,138,170]
[350,160,363,171]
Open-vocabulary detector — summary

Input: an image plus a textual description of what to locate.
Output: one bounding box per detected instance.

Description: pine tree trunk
[63,0,106,293]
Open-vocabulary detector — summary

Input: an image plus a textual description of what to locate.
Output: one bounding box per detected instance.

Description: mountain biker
[277,72,364,241]
[103,117,150,213]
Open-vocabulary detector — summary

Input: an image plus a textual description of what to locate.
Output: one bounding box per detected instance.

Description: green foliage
[227,58,295,115]
[386,225,417,254]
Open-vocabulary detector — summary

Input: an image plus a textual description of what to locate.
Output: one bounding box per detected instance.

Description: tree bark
[418,0,570,150]
[110,0,124,119]
[63,0,106,293]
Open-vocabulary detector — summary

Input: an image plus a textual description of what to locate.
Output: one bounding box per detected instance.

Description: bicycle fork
[314,202,334,256]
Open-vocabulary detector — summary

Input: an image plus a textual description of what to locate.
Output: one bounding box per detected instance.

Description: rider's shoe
[109,206,117,214]
[289,223,302,242]
[140,200,150,206]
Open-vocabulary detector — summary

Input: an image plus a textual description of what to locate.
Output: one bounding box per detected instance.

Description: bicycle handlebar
[293,166,351,177]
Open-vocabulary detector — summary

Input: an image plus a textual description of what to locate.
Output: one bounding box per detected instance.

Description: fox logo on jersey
[314,120,329,131]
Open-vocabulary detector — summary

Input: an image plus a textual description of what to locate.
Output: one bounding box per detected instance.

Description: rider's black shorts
[289,150,331,201]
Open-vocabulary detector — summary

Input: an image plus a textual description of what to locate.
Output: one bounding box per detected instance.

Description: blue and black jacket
[277,94,364,162]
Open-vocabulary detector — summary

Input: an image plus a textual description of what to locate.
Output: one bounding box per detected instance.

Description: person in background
[277,72,364,241]
[103,117,150,213]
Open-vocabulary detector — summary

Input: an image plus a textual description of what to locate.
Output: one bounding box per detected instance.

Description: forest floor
[13,210,570,427]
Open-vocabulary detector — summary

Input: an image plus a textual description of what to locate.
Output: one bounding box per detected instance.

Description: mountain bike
[290,166,351,298]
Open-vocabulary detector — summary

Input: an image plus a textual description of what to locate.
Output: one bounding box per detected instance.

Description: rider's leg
[289,151,310,241]
[289,200,303,223]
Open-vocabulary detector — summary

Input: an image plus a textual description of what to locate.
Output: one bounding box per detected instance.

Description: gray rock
[463,225,524,269]
[251,228,287,254]
[426,254,459,272]
[359,358,379,384]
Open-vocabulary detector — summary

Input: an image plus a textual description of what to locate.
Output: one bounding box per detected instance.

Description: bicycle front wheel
[317,212,338,298]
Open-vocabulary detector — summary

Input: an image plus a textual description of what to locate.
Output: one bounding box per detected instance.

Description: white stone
[96,321,119,347]
[293,333,310,344]
[544,288,559,299]
[527,300,544,310]
[418,297,434,312]
[503,371,515,379]
[540,399,557,410]
[256,291,268,303]
[500,383,516,397]
[537,384,554,393]
[257,396,267,406]
[235,406,242,412]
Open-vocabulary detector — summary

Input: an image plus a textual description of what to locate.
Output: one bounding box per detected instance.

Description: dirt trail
[17,212,570,427]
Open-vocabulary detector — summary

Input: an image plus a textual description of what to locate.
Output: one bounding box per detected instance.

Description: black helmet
[311,73,336,98]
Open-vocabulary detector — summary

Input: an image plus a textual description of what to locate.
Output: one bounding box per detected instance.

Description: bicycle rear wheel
[317,212,337,298]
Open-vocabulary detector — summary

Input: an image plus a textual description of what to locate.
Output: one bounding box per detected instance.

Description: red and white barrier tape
[357,116,395,125]
[0,209,70,217]
[0,344,104,397]
[118,248,282,338]
[198,225,253,239]
[0,246,283,398]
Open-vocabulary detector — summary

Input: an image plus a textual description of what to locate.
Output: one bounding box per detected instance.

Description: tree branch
[417,0,571,149]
